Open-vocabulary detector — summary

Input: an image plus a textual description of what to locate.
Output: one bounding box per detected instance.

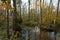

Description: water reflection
[22,27,60,40]
[22,28,28,40]
[22,27,40,40]
[48,32,54,40]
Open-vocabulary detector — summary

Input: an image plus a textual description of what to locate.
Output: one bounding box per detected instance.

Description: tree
[13,0,22,40]
[1,0,12,39]
[54,1,60,40]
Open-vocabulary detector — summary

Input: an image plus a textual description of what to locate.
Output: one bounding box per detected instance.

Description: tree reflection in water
[22,27,60,40]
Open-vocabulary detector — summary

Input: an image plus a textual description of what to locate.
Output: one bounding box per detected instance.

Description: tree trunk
[39,0,42,40]
[28,0,30,20]
[13,0,22,39]
[7,9,10,39]
[54,0,60,40]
